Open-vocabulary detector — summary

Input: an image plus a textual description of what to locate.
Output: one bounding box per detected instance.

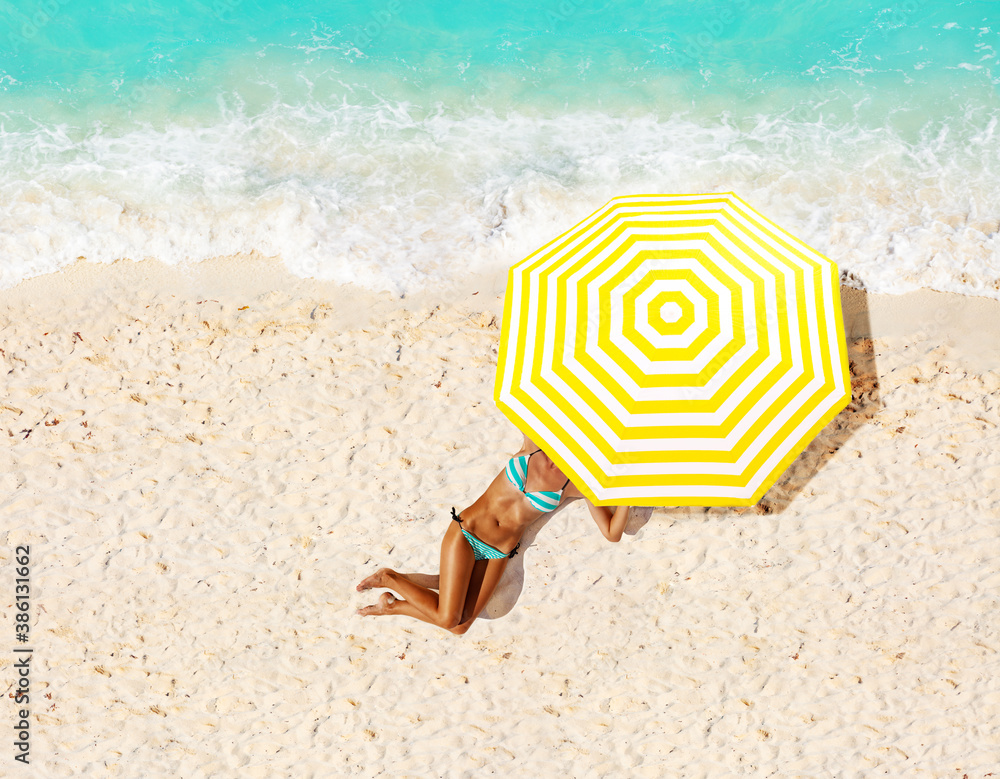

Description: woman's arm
[585,501,631,543]
[560,481,630,542]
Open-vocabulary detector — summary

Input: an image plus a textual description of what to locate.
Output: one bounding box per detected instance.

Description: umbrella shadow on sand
[481,504,655,620]
[745,284,882,516]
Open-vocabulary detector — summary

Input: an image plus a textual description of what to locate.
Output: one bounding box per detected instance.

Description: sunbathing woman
[356,434,631,635]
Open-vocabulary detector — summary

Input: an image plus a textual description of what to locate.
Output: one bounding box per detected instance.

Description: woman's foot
[357,592,396,616]
[356,568,392,592]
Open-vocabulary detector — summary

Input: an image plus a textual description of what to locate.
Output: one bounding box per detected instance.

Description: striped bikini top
[505,449,569,513]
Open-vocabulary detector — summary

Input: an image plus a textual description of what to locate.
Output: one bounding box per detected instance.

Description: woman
[356,434,631,635]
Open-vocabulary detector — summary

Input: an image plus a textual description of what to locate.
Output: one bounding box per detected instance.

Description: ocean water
[1,0,998,297]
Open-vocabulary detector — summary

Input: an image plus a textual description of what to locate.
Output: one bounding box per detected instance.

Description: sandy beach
[2,254,999,777]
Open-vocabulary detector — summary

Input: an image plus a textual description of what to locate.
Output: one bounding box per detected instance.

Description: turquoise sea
[1,0,998,296]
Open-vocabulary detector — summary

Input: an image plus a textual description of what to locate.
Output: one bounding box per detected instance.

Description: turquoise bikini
[504,449,569,512]
[452,450,570,561]
[452,507,517,560]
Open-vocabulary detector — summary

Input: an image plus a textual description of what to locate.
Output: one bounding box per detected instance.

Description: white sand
[2,255,999,777]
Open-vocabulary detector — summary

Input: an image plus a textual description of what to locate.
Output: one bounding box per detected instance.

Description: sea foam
[1,95,998,298]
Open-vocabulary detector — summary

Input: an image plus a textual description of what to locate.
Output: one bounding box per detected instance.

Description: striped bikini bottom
[451,508,520,560]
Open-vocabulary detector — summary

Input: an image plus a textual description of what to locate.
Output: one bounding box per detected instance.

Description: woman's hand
[586,502,631,543]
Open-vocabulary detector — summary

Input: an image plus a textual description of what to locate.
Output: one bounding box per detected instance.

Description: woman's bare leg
[397,572,440,589]
[357,570,439,591]
[357,521,475,630]
[450,557,509,635]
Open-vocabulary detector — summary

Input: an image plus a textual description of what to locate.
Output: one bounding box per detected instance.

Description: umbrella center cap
[658,301,683,324]
[645,290,692,337]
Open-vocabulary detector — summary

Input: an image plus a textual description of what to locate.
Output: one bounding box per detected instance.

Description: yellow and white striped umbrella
[494,193,851,507]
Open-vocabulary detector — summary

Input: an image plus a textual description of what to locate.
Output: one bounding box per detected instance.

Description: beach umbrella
[494,193,851,507]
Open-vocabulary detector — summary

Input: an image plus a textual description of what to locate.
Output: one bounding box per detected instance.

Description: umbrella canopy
[494,193,851,507]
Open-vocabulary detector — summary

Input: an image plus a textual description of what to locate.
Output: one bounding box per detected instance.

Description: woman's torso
[457,448,570,553]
